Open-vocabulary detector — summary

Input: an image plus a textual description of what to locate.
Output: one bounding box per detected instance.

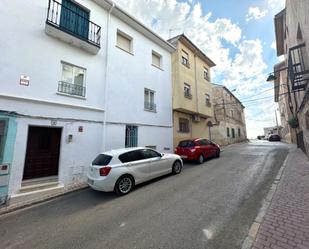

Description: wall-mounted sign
[78,126,83,132]
[20,75,30,86]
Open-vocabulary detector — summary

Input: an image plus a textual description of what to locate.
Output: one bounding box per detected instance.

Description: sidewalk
[252,148,309,249]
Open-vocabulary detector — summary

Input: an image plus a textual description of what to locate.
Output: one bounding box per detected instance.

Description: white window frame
[144,88,156,112]
[184,83,192,99]
[205,93,211,106]
[181,50,190,67]
[151,50,162,69]
[116,29,133,54]
[204,67,209,80]
[59,61,87,98]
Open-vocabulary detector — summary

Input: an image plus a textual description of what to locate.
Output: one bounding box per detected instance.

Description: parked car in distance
[268,134,281,141]
[174,138,220,164]
[87,147,183,195]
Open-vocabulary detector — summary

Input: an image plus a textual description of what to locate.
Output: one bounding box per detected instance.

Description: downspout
[102,2,115,152]
[194,54,199,115]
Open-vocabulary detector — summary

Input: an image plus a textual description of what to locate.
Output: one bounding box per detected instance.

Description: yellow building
[168,35,216,148]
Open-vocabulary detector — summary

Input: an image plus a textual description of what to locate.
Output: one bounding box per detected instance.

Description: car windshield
[92,154,112,166]
[178,140,195,147]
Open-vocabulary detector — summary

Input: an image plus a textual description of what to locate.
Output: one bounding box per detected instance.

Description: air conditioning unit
[192,115,200,122]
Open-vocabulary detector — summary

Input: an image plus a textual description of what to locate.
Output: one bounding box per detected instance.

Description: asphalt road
[0,140,291,249]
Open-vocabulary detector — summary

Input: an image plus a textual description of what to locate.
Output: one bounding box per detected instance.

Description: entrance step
[9,185,64,206]
[20,176,59,193]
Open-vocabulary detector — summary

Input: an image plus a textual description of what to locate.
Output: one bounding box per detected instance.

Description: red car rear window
[178,140,196,147]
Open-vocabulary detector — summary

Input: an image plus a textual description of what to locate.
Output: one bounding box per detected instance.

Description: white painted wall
[1,0,174,195]
[9,117,103,195]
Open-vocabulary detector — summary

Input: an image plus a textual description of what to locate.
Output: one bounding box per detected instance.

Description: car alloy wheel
[116,176,133,195]
[172,161,182,174]
[198,154,204,164]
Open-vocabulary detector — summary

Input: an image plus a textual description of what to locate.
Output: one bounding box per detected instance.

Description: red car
[174,138,221,164]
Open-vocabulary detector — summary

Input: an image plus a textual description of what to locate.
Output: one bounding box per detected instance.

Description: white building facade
[0,0,174,203]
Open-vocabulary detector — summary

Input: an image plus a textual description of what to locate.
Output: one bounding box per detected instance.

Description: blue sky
[115,0,286,138]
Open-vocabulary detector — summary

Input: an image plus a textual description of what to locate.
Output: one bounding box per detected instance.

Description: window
[152,51,162,68]
[227,127,230,137]
[238,128,241,137]
[144,89,156,112]
[204,67,209,80]
[230,110,233,117]
[59,62,86,97]
[178,140,195,147]
[92,154,112,166]
[0,120,7,162]
[141,149,161,159]
[232,128,235,138]
[116,30,133,53]
[59,0,90,40]
[125,125,138,148]
[119,150,144,163]
[181,50,190,67]
[179,118,190,133]
[184,83,192,99]
[198,139,210,146]
[205,94,211,107]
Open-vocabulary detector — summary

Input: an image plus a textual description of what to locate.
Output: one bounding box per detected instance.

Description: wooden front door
[23,127,62,180]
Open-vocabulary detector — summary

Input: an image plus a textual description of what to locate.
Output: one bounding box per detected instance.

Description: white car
[87,147,183,195]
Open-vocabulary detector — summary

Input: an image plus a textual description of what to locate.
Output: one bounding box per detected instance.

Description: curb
[241,152,289,249]
[0,183,88,216]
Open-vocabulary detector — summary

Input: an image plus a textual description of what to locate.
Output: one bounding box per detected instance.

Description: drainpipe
[194,54,199,114]
[102,2,115,152]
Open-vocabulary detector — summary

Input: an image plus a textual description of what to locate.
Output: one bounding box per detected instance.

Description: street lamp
[266,74,277,82]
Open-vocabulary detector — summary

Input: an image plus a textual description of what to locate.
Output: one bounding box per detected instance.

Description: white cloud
[267,0,285,12]
[271,41,276,50]
[246,7,268,22]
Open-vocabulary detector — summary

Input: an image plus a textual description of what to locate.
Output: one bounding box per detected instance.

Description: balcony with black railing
[288,43,309,91]
[45,0,101,54]
[58,81,86,97]
[144,102,157,112]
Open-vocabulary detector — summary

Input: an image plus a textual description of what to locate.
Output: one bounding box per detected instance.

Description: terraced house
[0,0,174,205]
[273,0,309,156]
[211,84,247,146]
[168,35,216,148]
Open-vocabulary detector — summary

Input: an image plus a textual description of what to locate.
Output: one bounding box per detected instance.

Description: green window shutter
[60,0,89,40]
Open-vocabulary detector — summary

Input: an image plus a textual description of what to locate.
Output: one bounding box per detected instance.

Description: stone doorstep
[0,182,88,216]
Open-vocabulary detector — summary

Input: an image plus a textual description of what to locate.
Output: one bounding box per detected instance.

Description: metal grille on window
[0,120,7,162]
[288,43,309,91]
[125,125,138,148]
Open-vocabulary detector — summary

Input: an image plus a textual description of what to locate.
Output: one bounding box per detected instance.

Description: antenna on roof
[168,28,182,38]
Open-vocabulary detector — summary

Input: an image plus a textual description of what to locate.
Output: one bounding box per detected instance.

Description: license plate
[88,179,94,185]
[180,155,188,159]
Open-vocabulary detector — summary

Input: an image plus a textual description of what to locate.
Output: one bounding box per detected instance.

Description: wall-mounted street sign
[20,75,30,86]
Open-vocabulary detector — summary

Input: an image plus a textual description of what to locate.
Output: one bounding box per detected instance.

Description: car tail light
[99,166,112,176]
[174,148,178,153]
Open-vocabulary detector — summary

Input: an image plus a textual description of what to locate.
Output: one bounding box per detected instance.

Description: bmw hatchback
[88,147,183,195]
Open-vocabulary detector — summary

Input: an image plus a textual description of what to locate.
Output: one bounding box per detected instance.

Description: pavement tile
[252,148,309,249]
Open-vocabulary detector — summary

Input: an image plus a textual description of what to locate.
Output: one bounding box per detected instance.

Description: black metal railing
[184,91,192,99]
[288,43,309,91]
[46,0,101,47]
[144,102,157,112]
[58,81,86,97]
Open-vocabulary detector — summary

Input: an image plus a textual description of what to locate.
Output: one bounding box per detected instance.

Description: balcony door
[60,0,89,40]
